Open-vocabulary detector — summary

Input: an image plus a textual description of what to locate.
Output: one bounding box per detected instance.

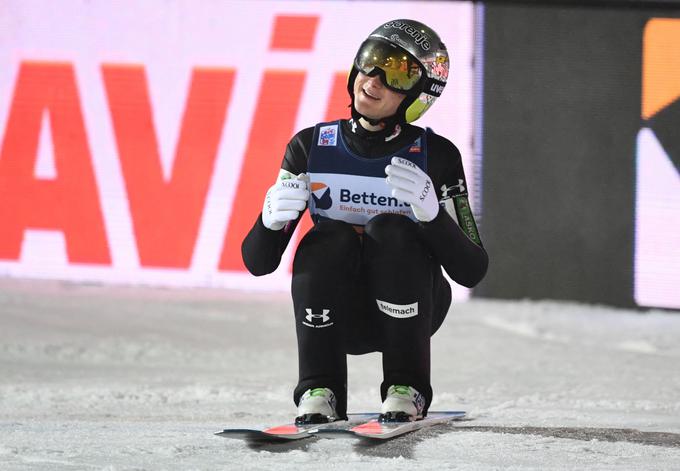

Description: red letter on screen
[270,15,320,51]
[0,62,111,264]
[102,65,235,268]
[219,70,307,272]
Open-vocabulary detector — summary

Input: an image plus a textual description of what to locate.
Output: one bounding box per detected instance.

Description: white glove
[385,157,439,222]
[261,172,310,230]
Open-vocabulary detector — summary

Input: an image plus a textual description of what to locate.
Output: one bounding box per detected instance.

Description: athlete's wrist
[413,203,439,223]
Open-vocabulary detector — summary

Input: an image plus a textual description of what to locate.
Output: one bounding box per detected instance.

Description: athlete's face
[353,72,407,120]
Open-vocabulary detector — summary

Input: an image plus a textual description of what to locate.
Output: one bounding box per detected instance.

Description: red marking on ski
[263,424,300,435]
[351,420,384,435]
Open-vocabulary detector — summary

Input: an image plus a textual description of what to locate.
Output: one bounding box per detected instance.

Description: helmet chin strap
[350,104,399,129]
[350,93,417,133]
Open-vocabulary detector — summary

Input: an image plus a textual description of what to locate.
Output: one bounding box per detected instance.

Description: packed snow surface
[1,279,679,470]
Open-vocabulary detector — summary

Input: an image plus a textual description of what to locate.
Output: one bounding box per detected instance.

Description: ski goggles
[354,38,424,93]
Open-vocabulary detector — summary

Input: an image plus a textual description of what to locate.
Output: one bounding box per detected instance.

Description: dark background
[476,2,680,307]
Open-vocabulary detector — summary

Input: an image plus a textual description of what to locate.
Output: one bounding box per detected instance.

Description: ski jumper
[242,119,488,418]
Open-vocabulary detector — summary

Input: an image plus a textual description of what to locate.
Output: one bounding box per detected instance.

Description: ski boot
[295,387,338,425]
[379,385,425,422]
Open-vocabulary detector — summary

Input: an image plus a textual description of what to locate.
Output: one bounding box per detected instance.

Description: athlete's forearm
[418,210,488,288]
[241,213,299,276]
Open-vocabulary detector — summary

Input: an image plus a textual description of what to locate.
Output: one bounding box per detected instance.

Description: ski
[314,410,467,440]
[215,413,378,443]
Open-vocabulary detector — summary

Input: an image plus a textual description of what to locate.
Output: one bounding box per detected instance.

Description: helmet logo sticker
[388,34,410,52]
[429,83,444,96]
[382,20,431,50]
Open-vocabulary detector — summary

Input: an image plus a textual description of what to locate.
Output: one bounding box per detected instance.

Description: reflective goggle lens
[354,39,423,91]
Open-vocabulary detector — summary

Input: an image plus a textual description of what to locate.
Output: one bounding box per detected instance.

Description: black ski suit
[242,119,488,417]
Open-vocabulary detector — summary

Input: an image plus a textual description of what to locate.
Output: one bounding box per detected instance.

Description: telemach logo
[376,299,419,319]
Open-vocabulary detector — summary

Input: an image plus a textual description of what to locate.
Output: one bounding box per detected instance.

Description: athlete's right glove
[261,172,310,231]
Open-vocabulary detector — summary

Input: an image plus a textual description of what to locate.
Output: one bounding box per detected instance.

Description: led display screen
[0,0,476,296]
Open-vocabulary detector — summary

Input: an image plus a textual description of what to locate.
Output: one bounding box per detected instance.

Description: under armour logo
[441,179,466,198]
[305,308,331,324]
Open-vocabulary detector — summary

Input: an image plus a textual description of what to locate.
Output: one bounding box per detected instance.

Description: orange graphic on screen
[642,18,680,119]
[269,15,319,51]
[635,18,680,310]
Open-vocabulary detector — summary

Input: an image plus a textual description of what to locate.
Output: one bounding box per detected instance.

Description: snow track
[1,280,679,470]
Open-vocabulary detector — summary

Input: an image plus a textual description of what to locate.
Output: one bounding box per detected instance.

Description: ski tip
[215,428,310,442]
[348,410,468,440]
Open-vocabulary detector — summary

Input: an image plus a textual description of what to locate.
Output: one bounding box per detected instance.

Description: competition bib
[308,121,427,226]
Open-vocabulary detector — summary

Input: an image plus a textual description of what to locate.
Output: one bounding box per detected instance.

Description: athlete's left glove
[385,157,439,222]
